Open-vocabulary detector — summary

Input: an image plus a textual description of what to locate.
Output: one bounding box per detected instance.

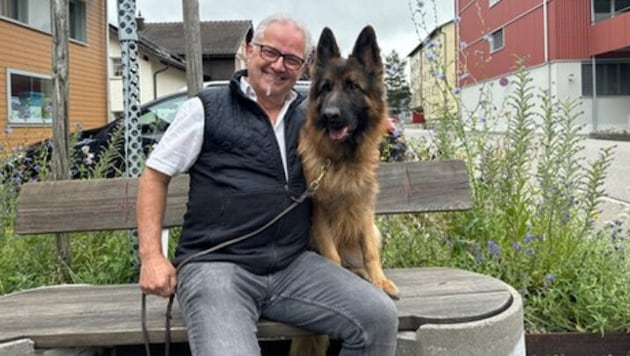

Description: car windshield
[139,94,188,141]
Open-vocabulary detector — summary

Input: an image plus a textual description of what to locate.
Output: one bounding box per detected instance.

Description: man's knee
[345,291,398,349]
[367,293,398,334]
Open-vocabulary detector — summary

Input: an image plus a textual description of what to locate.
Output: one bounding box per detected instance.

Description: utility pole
[182,0,203,96]
[118,0,143,274]
[51,0,71,283]
[117,0,143,178]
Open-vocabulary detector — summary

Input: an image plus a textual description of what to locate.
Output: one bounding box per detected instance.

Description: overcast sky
[107,0,454,58]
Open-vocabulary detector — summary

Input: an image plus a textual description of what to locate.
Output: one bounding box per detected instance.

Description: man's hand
[140,254,177,297]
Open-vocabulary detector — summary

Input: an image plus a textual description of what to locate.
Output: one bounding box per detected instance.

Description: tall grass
[380,66,630,333]
[0,123,136,293]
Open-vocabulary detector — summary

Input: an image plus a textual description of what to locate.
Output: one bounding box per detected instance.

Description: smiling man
[136,13,398,356]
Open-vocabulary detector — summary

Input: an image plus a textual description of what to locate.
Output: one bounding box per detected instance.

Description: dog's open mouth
[328,126,349,142]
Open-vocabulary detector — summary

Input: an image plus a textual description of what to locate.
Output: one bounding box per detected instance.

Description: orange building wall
[0,0,107,150]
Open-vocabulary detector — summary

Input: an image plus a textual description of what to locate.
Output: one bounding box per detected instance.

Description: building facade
[108,24,187,120]
[457,0,630,133]
[0,0,107,148]
[138,20,252,81]
[408,20,458,124]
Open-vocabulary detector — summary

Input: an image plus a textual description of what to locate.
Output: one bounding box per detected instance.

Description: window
[593,0,630,21]
[582,62,630,96]
[0,0,86,42]
[111,57,123,77]
[0,0,28,23]
[69,0,86,42]
[616,0,630,12]
[139,94,189,143]
[594,0,613,21]
[7,69,54,125]
[489,28,504,53]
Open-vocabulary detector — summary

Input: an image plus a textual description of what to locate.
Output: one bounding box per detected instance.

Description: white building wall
[138,56,186,102]
[108,37,123,119]
[108,35,186,119]
[460,61,630,134]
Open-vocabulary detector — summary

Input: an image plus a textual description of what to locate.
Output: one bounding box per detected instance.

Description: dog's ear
[350,26,382,73]
[316,27,341,65]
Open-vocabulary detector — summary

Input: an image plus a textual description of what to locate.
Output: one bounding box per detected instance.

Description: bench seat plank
[0,267,512,349]
[15,160,472,235]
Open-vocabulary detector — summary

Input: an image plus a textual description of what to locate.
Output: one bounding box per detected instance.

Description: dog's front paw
[375,278,400,300]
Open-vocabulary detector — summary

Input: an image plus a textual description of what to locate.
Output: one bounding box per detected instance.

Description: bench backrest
[14,160,472,235]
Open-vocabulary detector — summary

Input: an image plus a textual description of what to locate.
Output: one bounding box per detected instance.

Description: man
[137,14,398,356]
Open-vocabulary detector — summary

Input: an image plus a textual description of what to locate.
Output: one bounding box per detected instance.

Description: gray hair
[252,13,312,58]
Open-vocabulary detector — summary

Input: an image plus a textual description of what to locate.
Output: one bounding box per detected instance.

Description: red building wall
[590,11,630,56]
[458,0,592,85]
[548,0,591,59]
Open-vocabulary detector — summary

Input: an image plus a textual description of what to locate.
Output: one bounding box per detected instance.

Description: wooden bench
[0,160,525,356]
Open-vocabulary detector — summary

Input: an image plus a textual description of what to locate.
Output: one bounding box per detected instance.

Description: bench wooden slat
[15,160,471,235]
[0,267,511,348]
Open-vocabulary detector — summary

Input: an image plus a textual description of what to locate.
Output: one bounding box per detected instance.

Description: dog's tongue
[329,127,349,141]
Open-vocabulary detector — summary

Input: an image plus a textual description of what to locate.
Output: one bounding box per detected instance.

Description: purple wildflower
[544,273,555,287]
[512,241,521,251]
[487,240,501,258]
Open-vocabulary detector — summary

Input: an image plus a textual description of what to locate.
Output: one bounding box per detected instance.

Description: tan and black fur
[290,25,398,356]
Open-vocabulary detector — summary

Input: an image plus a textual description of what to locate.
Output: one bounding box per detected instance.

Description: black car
[1,80,405,184]
[1,81,309,184]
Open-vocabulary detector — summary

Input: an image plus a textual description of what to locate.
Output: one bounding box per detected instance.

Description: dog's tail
[290,335,329,356]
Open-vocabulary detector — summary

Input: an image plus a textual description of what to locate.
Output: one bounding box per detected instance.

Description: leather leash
[141,159,331,356]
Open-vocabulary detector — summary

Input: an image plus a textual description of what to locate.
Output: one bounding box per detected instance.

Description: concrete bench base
[408,284,525,356]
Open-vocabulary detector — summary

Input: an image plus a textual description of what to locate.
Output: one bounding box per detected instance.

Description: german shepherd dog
[291,26,399,356]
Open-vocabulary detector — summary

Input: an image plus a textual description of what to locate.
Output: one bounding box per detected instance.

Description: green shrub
[380,66,630,333]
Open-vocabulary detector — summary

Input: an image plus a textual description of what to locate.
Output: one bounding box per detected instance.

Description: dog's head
[308,26,386,147]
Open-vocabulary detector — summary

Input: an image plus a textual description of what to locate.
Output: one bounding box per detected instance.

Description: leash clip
[292,159,332,202]
[309,159,332,194]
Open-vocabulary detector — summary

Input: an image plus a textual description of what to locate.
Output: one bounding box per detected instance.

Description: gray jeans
[176,251,398,356]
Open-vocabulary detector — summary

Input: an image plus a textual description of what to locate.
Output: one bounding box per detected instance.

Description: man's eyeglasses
[252,43,305,70]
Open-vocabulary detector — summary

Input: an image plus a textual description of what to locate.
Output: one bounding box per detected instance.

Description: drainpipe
[592,56,598,131]
[455,0,460,95]
[543,0,551,93]
[153,64,169,100]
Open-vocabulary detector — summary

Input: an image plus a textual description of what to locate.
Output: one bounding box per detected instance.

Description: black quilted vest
[174,70,312,275]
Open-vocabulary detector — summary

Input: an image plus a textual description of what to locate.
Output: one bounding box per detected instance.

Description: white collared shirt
[146,78,297,180]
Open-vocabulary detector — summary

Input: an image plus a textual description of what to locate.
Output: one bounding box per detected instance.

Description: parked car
[1,81,308,184]
[1,80,406,184]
